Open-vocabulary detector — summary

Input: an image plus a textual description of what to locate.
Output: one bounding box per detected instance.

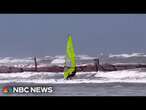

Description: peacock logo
[2,86,13,94]
[2,86,9,93]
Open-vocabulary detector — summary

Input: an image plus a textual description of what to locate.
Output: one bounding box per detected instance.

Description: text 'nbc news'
[2,86,54,94]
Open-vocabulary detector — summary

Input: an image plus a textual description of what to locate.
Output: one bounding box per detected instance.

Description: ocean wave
[0,53,146,68]
[0,70,146,84]
[109,53,146,58]
[77,55,95,60]
[51,59,65,64]
[0,57,34,64]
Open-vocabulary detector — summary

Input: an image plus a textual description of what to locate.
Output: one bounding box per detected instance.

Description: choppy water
[0,69,146,96]
[1,53,146,67]
[0,53,146,96]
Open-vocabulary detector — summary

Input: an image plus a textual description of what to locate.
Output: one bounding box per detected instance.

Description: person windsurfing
[64,34,77,80]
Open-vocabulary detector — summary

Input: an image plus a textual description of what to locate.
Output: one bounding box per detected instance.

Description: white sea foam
[1,53,146,65]
[109,53,146,58]
[77,55,95,60]
[0,72,63,79]
[51,59,65,64]
[54,55,65,59]
[0,70,146,84]
[0,57,33,64]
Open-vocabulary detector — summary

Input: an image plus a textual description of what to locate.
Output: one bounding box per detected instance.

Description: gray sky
[0,14,146,57]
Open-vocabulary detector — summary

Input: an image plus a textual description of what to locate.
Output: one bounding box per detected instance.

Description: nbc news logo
[2,86,53,94]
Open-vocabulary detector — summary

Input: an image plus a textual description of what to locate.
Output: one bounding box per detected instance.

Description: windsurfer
[64,34,77,80]
[66,67,77,80]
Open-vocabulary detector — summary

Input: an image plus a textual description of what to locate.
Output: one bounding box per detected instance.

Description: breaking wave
[109,53,146,58]
[1,53,146,66]
[0,69,146,84]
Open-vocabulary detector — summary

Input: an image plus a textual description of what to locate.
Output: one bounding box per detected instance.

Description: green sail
[64,35,76,79]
